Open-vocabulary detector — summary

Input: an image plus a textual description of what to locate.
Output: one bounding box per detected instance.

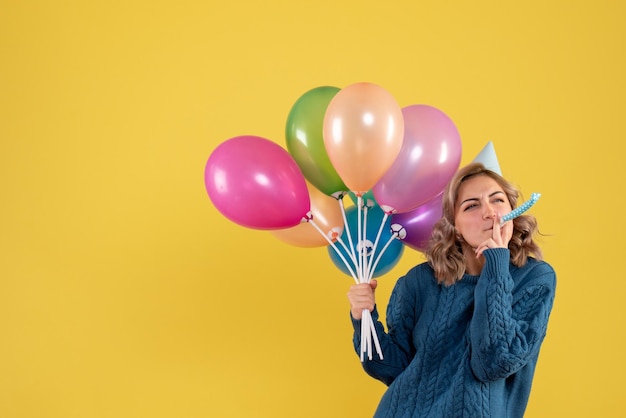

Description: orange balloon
[271,183,344,248]
[323,82,404,193]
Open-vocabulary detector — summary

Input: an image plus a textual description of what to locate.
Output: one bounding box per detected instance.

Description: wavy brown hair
[425,162,542,286]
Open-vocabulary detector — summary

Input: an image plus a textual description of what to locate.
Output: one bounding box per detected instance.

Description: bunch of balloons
[204,82,462,360]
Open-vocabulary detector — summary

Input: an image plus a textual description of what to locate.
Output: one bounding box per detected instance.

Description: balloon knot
[380,204,396,215]
[390,223,407,240]
[332,191,348,200]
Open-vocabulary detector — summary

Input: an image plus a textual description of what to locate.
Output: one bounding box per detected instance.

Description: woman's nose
[482,205,495,219]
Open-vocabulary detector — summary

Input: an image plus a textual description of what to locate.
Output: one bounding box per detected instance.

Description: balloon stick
[335,236,357,267]
[368,232,400,282]
[361,202,370,282]
[338,198,358,270]
[356,196,385,361]
[365,212,389,280]
[370,314,383,360]
[360,310,383,361]
[366,316,372,361]
[357,195,364,281]
[360,310,367,362]
[308,218,359,284]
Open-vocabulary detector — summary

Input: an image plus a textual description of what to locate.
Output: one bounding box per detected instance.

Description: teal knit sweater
[351,248,556,418]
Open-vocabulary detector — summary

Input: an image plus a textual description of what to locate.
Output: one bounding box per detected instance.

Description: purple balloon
[373,105,461,214]
[205,135,310,230]
[392,193,443,252]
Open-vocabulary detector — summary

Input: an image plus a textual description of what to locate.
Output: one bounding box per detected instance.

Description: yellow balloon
[323,82,404,193]
[271,182,344,248]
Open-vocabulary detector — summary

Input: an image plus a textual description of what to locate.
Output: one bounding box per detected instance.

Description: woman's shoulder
[388,262,439,308]
[522,257,555,275]
[398,261,438,288]
[513,257,557,288]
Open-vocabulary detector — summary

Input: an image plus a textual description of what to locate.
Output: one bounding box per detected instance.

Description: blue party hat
[472,141,502,175]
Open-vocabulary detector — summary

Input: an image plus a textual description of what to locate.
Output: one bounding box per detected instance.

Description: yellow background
[1,1,624,417]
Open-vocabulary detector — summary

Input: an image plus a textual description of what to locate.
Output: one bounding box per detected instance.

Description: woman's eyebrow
[459,197,478,206]
[460,191,505,206]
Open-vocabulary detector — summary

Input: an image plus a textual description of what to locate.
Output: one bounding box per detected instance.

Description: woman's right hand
[347,280,378,319]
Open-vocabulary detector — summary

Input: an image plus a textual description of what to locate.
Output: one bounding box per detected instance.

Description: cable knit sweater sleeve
[351,270,421,386]
[469,248,556,382]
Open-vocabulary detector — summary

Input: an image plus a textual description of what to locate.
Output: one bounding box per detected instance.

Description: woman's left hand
[475,213,513,258]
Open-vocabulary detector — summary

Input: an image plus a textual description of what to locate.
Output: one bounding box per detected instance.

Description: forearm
[469,249,556,381]
[351,306,413,386]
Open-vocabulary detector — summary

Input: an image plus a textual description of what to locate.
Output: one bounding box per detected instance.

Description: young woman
[347,162,556,417]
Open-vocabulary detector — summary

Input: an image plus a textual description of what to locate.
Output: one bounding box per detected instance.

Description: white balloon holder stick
[307,194,408,361]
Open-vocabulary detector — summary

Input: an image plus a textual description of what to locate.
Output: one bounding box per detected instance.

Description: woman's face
[454,174,512,248]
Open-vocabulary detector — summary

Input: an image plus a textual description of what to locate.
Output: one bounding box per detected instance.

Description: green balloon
[285,86,348,197]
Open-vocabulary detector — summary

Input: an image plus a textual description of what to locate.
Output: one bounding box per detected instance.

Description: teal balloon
[328,204,404,279]
[285,86,348,197]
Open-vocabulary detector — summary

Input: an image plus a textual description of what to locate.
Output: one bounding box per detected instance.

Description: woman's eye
[463,204,477,211]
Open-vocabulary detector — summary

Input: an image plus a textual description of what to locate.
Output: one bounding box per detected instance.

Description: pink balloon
[373,105,461,213]
[205,135,310,230]
[391,193,443,252]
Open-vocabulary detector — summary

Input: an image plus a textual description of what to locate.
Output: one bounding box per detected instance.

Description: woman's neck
[463,245,485,276]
